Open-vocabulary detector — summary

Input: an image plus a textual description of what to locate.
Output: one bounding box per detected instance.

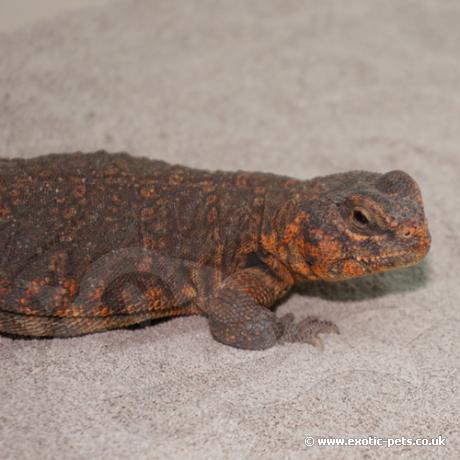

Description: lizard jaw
[318,247,429,281]
[348,246,429,274]
[355,251,419,266]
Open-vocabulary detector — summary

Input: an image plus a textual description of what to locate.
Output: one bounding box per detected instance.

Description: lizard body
[0,151,431,349]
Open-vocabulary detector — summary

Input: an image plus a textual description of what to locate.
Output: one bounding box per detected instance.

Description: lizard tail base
[0,307,200,338]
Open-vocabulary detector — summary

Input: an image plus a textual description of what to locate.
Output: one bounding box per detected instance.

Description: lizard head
[276,170,431,282]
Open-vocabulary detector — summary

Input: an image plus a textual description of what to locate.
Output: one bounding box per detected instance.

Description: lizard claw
[279,314,339,350]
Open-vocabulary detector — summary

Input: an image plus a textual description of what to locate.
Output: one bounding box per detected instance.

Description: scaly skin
[0,152,431,349]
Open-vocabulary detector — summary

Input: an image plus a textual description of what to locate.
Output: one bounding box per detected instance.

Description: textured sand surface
[0,1,459,459]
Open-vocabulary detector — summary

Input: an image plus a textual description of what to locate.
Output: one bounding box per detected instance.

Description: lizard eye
[351,208,371,227]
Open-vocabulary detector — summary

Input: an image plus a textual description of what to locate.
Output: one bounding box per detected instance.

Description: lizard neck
[260,199,317,283]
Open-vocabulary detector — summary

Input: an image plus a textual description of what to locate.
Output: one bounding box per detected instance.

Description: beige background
[0,0,111,32]
[0,1,459,459]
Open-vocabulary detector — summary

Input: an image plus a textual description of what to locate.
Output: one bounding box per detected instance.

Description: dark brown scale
[0,151,431,349]
[0,153,281,325]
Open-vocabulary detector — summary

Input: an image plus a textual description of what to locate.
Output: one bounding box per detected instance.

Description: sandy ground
[0,1,459,459]
[0,0,111,32]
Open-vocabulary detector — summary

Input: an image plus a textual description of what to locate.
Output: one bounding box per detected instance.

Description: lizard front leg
[202,267,338,350]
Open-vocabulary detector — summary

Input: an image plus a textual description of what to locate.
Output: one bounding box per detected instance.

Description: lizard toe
[279,315,339,350]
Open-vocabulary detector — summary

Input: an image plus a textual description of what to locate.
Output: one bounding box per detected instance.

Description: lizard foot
[208,307,285,350]
[279,313,339,350]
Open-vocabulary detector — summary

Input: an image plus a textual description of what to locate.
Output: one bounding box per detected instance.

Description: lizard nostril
[402,228,414,238]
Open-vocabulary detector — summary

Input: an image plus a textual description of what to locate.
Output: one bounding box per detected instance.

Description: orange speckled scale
[0,152,431,349]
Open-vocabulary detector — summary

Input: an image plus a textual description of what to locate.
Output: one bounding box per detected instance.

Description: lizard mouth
[317,250,422,281]
[350,249,425,270]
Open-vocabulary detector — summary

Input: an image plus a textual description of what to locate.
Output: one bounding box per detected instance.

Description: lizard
[0,151,431,350]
